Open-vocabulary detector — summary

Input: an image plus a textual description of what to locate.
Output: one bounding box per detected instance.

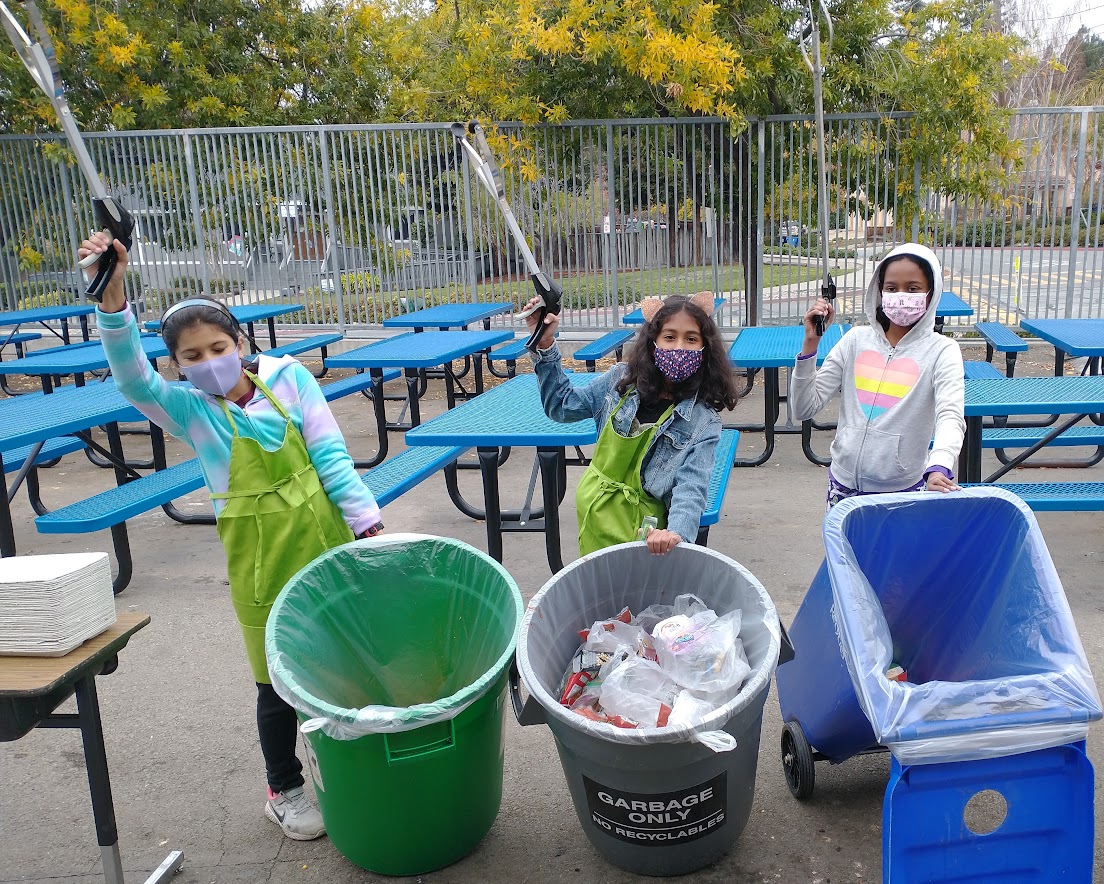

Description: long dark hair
[161,299,242,360]
[875,254,935,332]
[616,297,739,412]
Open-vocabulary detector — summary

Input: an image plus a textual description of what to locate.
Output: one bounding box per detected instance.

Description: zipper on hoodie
[854,344,895,493]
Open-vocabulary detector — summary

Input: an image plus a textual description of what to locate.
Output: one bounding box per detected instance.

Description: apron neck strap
[216,369,292,431]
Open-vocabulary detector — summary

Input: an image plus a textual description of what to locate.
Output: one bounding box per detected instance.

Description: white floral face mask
[880,292,928,327]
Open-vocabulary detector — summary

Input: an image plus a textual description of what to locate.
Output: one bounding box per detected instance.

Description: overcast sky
[1052,1,1104,36]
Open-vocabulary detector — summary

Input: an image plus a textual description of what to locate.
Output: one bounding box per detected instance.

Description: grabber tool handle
[81,197,134,302]
[520,273,563,352]
[813,275,837,337]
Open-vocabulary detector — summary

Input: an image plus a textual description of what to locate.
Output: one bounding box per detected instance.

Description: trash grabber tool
[0,0,133,301]
[451,120,562,352]
[799,0,836,336]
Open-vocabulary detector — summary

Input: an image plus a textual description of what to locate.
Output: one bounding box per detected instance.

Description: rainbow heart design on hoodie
[854,350,920,419]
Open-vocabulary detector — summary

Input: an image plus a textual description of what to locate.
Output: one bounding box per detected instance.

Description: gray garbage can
[512,542,782,876]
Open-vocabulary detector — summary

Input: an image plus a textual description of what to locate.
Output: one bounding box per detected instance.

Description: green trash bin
[266,534,523,875]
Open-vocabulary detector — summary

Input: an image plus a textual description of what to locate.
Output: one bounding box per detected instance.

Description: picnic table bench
[974,322,1027,377]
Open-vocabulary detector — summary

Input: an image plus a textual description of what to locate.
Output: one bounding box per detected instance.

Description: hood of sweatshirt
[864,243,944,346]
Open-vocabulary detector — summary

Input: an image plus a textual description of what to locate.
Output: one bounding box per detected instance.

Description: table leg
[478,446,504,562]
[267,317,278,350]
[0,451,15,557]
[404,368,422,427]
[1055,348,1067,377]
[352,371,388,469]
[60,318,72,345]
[537,447,565,573]
[474,353,486,395]
[72,675,126,884]
[961,416,983,483]
[244,322,260,354]
[79,314,91,342]
[733,368,778,467]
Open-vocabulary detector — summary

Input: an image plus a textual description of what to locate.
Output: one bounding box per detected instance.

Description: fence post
[912,157,921,243]
[182,132,209,297]
[754,120,765,327]
[1065,109,1089,318]
[318,127,346,333]
[605,123,620,325]
[461,149,478,295]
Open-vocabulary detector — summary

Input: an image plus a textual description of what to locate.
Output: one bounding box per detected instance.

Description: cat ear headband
[639,291,715,323]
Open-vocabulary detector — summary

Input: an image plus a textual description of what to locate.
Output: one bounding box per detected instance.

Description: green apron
[575,393,674,556]
[212,372,354,682]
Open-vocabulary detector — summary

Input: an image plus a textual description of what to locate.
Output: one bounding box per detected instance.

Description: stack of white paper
[0,553,117,656]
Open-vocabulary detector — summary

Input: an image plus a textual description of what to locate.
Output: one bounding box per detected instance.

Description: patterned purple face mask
[653,344,704,383]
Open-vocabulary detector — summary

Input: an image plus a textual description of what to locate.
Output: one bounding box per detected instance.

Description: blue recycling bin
[778,488,1100,766]
[775,488,1102,882]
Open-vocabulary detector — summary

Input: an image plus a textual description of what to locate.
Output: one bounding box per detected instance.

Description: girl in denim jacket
[525,292,739,556]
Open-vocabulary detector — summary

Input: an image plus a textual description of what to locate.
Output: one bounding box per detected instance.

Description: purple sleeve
[923,465,955,481]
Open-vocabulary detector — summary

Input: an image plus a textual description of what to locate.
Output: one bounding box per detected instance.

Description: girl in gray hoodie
[790,243,966,508]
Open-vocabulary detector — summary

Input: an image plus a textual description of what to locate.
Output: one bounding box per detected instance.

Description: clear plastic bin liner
[266,534,523,740]
[826,488,1101,764]
[517,542,781,746]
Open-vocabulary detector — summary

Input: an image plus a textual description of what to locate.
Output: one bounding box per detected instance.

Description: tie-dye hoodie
[789,243,965,493]
[97,305,381,534]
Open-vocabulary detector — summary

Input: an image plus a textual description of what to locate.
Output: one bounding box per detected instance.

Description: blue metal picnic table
[727,323,849,466]
[382,301,514,331]
[0,304,95,346]
[146,302,304,351]
[382,301,515,390]
[406,372,597,572]
[934,291,973,334]
[960,375,1104,483]
[622,296,727,325]
[325,329,513,467]
[1019,318,1104,376]
[0,382,142,557]
[0,335,168,393]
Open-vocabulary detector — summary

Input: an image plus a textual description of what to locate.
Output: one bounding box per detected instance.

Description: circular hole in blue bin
[963,789,1007,835]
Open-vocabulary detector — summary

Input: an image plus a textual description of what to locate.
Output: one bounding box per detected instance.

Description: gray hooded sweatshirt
[789,243,966,493]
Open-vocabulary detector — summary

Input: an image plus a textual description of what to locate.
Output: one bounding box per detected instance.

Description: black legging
[256,683,305,794]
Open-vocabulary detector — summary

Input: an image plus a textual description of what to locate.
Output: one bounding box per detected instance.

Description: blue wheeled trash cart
[775,488,1102,883]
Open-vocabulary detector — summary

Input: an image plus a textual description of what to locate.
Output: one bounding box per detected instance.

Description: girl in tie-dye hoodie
[82,231,380,842]
[789,243,965,508]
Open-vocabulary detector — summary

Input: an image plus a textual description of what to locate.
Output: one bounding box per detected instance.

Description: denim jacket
[532,345,721,542]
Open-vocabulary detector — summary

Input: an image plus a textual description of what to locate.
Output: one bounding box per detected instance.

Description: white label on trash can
[583,772,727,845]
[303,737,325,792]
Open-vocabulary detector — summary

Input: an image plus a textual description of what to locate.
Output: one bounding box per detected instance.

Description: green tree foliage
[0,0,393,133]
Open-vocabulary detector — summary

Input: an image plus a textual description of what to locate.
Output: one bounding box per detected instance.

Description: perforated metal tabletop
[0,335,167,376]
[382,301,513,329]
[0,382,141,451]
[0,304,96,326]
[963,376,1104,417]
[728,323,848,369]
[406,373,599,448]
[326,330,513,369]
[1020,319,1104,357]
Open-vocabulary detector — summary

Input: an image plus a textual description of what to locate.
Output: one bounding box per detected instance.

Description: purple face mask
[180,349,243,397]
[653,345,704,383]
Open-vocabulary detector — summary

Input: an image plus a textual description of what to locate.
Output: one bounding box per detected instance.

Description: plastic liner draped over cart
[266,534,523,740]
[814,488,1100,765]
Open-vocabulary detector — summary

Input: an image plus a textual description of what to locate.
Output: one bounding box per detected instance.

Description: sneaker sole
[264,801,326,841]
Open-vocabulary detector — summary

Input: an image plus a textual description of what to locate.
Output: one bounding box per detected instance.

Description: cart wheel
[781,720,815,800]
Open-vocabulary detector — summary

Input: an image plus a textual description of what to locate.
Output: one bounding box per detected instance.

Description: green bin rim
[266,534,524,726]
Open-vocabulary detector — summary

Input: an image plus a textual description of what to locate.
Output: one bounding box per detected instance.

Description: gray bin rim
[516,541,781,745]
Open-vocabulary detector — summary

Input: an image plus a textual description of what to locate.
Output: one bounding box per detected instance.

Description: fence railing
[3,109,1104,334]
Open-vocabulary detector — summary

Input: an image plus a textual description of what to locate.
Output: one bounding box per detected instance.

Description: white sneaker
[265,785,326,840]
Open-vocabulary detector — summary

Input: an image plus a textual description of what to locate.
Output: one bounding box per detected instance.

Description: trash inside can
[266,534,523,875]
[513,542,781,876]
[777,488,1102,771]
